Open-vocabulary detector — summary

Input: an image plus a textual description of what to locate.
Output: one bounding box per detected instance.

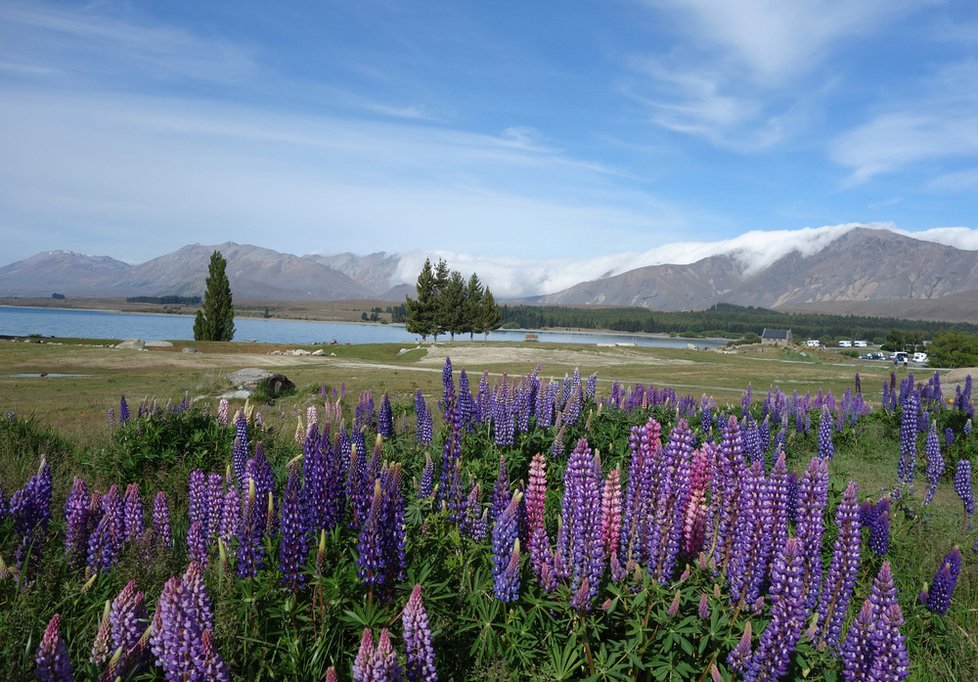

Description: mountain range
[2,228,977,323]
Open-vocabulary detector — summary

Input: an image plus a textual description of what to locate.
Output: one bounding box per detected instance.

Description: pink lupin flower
[600,469,622,558]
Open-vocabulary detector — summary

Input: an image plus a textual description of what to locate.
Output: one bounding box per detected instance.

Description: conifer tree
[405,259,437,341]
[464,273,484,339]
[193,250,235,341]
[478,287,502,339]
[441,270,467,340]
[431,259,450,341]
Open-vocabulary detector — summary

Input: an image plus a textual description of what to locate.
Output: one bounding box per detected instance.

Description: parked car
[859,352,885,360]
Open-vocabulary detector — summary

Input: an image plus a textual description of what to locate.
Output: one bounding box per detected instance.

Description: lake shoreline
[0,298,735,343]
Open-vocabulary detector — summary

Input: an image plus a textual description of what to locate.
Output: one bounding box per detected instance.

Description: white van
[913,352,928,363]
[838,340,852,348]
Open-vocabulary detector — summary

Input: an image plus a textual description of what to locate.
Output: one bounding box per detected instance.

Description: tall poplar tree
[193,250,235,341]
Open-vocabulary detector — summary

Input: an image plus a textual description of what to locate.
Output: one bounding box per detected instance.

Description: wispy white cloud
[831,60,978,184]
[927,168,978,191]
[892,226,978,251]
[383,222,978,297]
[0,87,712,265]
[628,1,922,148]
[641,1,919,83]
[0,1,258,84]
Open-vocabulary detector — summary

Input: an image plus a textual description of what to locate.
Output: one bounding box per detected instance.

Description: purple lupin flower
[110,579,147,656]
[458,369,474,430]
[953,459,974,524]
[462,482,485,540]
[557,438,603,605]
[119,395,130,423]
[381,464,407,589]
[206,473,224,540]
[188,469,209,533]
[698,593,710,620]
[816,481,861,651]
[839,561,910,679]
[620,418,661,570]
[489,455,510,527]
[767,452,790,577]
[651,419,696,585]
[153,491,172,550]
[898,393,919,483]
[866,603,910,681]
[715,415,745,569]
[726,620,753,675]
[840,599,876,681]
[232,411,249,485]
[64,477,91,568]
[150,562,227,681]
[87,493,123,576]
[492,491,522,602]
[357,480,386,592]
[924,421,945,506]
[817,406,835,459]
[279,466,310,592]
[372,628,403,680]
[923,546,962,615]
[403,584,437,682]
[236,478,265,578]
[743,537,808,682]
[35,614,74,682]
[415,390,433,446]
[869,498,890,557]
[219,483,239,542]
[378,392,394,438]
[123,482,144,543]
[437,388,464,523]
[10,457,53,570]
[795,457,829,608]
[418,453,434,499]
[187,521,208,567]
[727,460,768,608]
[199,629,231,682]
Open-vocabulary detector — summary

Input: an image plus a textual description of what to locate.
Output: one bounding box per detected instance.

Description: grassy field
[1,337,975,680]
[0,337,901,445]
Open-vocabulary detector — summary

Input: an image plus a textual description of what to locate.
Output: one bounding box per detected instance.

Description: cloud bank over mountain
[386,223,978,298]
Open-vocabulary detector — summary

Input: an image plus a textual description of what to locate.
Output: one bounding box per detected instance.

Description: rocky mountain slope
[2,229,977,322]
[542,228,978,320]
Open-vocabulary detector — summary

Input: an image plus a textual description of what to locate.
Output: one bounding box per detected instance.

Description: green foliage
[927,330,978,368]
[194,250,235,342]
[404,258,502,341]
[101,403,235,482]
[405,258,437,340]
[2,374,978,681]
[499,302,978,339]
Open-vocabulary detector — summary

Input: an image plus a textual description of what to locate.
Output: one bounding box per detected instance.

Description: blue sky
[1,0,977,293]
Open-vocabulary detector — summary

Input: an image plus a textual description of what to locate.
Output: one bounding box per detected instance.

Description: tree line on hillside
[499,302,978,342]
[404,258,501,341]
